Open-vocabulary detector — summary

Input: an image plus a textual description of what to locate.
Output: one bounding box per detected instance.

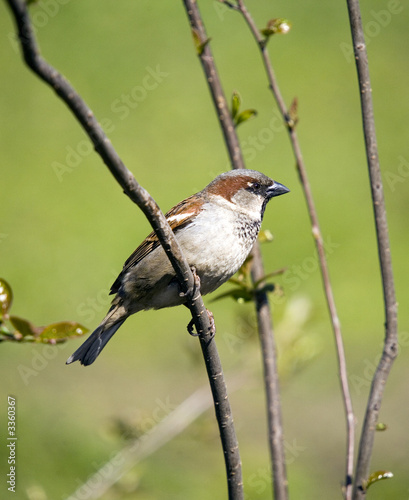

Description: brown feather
[110,194,204,295]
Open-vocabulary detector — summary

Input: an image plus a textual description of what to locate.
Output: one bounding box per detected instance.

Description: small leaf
[0,324,16,341]
[287,97,299,129]
[261,29,272,38]
[235,109,257,127]
[192,28,201,49]
[258,230,274,243]
[231,91,241,120]
[192,28,211,56]
[110,417,141,441]
[8,316,88,344]
[257,283,276,295]
[254,268,286,288]
[238,255,253,276]
[261,18,292,38]
[227,277,247,288]
[365,470,393,490]
[211,288,254,303]
[0,278,13,319]
[9,315,42,338]
[273,18,291,35]
[38,322,88,344]
[376,422,388,431]
[0,324,13,335]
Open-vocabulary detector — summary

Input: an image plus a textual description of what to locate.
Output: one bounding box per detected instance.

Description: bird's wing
[110,194,203,294]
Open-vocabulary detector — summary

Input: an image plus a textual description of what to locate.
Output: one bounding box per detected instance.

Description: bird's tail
[66,304,127,366]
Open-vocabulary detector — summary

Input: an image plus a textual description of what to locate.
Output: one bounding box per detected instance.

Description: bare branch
[251,243,288,500]
[232,1,355,497]
[345,1,399,498]
[183,0,245,170]
[182,1,288,498]
[5,1,242,498]
[68,377,245,499]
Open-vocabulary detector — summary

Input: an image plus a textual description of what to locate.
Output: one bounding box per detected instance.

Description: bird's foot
[206,309,216,338]
[187,318,198,337]
[179,266,201,303]
[187,308,216,339]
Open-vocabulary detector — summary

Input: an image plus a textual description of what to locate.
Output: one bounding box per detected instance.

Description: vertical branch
[184,0,245,170]
[251,243,289,500]
[5,1,243,499]
[182,1,288,498]
[232,1,355,497]
[345,1,398,498]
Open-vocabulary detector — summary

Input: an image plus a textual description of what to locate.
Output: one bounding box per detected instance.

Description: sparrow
[67,169,289,366]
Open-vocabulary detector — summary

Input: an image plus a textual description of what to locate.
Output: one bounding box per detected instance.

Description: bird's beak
[268,181,290,198]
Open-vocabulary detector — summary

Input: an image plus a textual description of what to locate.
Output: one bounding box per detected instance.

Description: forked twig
[345,1,398,498]
[67,377,245,499]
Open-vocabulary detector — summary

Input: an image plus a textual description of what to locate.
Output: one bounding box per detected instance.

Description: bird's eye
[253,182,261,190]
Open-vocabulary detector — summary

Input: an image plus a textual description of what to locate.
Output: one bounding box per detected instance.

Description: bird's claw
[187,318,199,337]
[179,266,201,302]
[187,308,216,339]
[206,309,216,339]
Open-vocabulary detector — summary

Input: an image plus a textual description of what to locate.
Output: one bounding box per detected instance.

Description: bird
[66,169,289,366]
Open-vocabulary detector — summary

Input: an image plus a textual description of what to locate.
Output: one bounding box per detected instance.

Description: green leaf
[376,422,388,431]
[287,97,299,129]
[275,19,292,34]
[9,315,41,338]
[236,254,253,279]
[261,29,271,38]
[235,109,257,127]
[365,470,393,490]
[0,325,16,341]
[192,28,211,56]
[227,277,247,288]
[0,278,13,319]
[38,321,88,344]
[0,324,13,335]
[257,283,276,295]
[211,288,254,304]
[254,268,286,288]
[8,316,88,344]
[231,91,241,120]
[258,229,274,243]
[261,18,292,38]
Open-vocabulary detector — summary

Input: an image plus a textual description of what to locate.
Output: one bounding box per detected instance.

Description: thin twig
[67,377,245,499]
[345,2,399,498]
[184,2,245,170]
[182,1,288,498]
[232,1,356,497]
[5,1,242,498]
[251,243,288,500]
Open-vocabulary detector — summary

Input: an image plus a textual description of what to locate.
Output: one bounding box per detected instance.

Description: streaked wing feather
[110,194,201,294]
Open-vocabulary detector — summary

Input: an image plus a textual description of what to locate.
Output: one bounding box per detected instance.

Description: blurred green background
[1,1,408,499]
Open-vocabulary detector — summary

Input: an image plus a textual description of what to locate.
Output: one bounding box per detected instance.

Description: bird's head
[205,169,289,219]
